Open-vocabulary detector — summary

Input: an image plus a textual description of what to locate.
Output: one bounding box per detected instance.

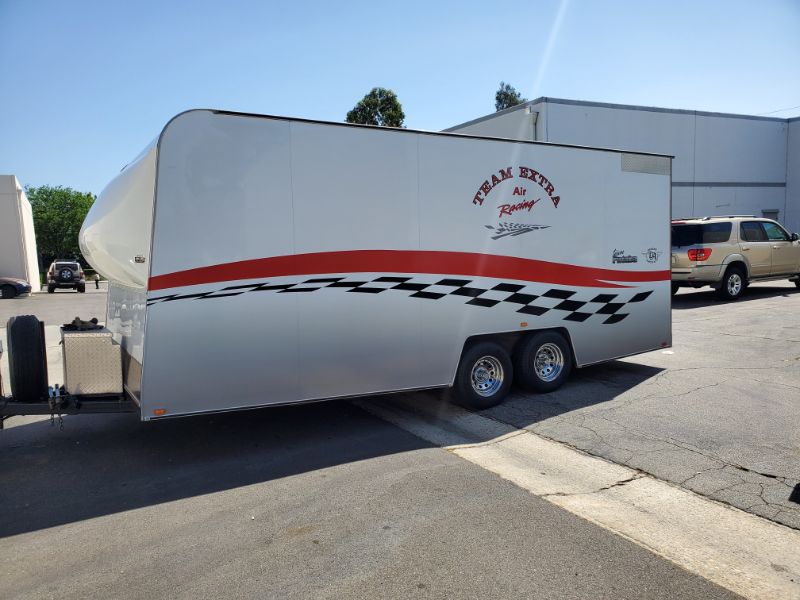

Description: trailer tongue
[0,315,137,428]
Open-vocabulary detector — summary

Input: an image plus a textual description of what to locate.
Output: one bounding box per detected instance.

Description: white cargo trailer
[1,110,672,422]
[0,175,40,295]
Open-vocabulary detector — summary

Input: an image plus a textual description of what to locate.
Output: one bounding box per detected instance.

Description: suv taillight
[688,248,712,261]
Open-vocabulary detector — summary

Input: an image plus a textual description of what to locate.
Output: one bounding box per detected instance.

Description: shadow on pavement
[488,360,664,428]
[0,362,664,538]
[671,284,800,309]
[0,400,432,537]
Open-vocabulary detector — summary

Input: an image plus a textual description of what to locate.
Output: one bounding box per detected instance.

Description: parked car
[671,216,800,300]
[46,260,86,293]
[0,276,32,299]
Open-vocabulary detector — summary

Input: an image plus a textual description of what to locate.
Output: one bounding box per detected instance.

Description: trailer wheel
[513,331,573,393]
[452,341,513,410]
[1,285,16,300]
[7,315,47,402]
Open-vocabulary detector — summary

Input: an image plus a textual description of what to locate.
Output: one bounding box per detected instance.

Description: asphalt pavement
[0,401,738,600]
[483,280,800,529]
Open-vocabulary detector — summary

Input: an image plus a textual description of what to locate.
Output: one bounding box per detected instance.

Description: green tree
[346,87,405,127]
[495,82,527,111]
[25,185,95,267]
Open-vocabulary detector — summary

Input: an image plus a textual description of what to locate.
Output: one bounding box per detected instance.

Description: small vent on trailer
[621,154,670,176]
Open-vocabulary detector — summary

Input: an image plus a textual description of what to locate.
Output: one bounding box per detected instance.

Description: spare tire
[7,315,48,402]
[58,267,74,282]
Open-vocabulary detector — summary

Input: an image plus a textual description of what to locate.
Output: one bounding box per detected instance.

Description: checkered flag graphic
[147,275,654,325]
[485,222,550,240]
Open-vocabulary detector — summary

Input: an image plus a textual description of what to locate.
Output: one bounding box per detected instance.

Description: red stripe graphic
[148,250,670,292]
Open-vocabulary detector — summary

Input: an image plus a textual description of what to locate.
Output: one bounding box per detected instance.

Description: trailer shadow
[0,360,662,538]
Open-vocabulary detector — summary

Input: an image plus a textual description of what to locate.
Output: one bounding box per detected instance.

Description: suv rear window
[672,223,732,247]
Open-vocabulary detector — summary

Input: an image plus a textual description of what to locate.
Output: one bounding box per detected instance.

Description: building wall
[446,103,540,141]
[0,175,41,291]
[787,118,800,234]
[446,98,798,233]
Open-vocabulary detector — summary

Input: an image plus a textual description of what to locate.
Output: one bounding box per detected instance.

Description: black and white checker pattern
[147,276,653,325]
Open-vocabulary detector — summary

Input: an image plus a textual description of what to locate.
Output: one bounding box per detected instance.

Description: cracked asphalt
[484,280,800,530]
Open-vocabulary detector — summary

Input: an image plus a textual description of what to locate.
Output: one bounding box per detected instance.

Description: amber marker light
[520,322,528,328]
[153,408,167,416]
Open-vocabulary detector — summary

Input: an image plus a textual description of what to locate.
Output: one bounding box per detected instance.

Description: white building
[446,98,800,234]
[0,175,41,291]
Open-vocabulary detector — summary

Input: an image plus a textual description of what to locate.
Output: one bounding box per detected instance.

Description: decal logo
[472,166,561,209]
[485,222,551,240]
[612,249,638,264]
[642,248,663,263]
[472,166,561,239]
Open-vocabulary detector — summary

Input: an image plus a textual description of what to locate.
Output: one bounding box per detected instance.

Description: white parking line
[356,393,800,600]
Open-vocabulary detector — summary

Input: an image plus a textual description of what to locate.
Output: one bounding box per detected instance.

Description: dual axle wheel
[453,331,573,410]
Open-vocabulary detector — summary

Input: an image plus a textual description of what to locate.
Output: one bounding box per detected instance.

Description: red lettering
[497,198,539,217]
[473,166,562,208]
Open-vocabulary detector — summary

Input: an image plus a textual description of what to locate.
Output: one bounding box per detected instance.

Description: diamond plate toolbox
[61,328,123,395]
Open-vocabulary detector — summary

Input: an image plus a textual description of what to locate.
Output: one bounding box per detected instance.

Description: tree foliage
[346,87,405,127]
[495,82,527,112]
[25,185,95,267]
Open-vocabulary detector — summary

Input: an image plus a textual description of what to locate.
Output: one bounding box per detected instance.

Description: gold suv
[671,216,800,300]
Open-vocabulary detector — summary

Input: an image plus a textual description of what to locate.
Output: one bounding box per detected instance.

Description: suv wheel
[717,266,746,300]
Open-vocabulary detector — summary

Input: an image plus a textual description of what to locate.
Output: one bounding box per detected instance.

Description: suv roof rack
[701,215,756,220]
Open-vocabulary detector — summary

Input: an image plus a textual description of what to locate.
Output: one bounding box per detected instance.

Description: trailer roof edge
[156,108,675,160]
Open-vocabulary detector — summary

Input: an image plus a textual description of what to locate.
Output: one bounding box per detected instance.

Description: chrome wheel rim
[727,273,742,296]
[534,343,564,382]
[471,356,504,397]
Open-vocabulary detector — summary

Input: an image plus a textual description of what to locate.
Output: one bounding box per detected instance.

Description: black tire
[1,285,16,299]
[513,330,573,393]
[47,284,55,293]
[452,341,513,410]
[6,315,48,402]
[716,266,746,300]
[77,284,86,293]
[671,282,680,296]
[794,279,800,289]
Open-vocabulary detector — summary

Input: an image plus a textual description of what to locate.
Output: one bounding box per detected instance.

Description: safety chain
[48,385,65,430]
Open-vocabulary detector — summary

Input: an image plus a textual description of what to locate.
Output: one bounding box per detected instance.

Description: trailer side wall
[137,111,670,419]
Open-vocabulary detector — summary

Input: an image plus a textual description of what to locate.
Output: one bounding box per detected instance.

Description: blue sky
[1,0,798,195]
